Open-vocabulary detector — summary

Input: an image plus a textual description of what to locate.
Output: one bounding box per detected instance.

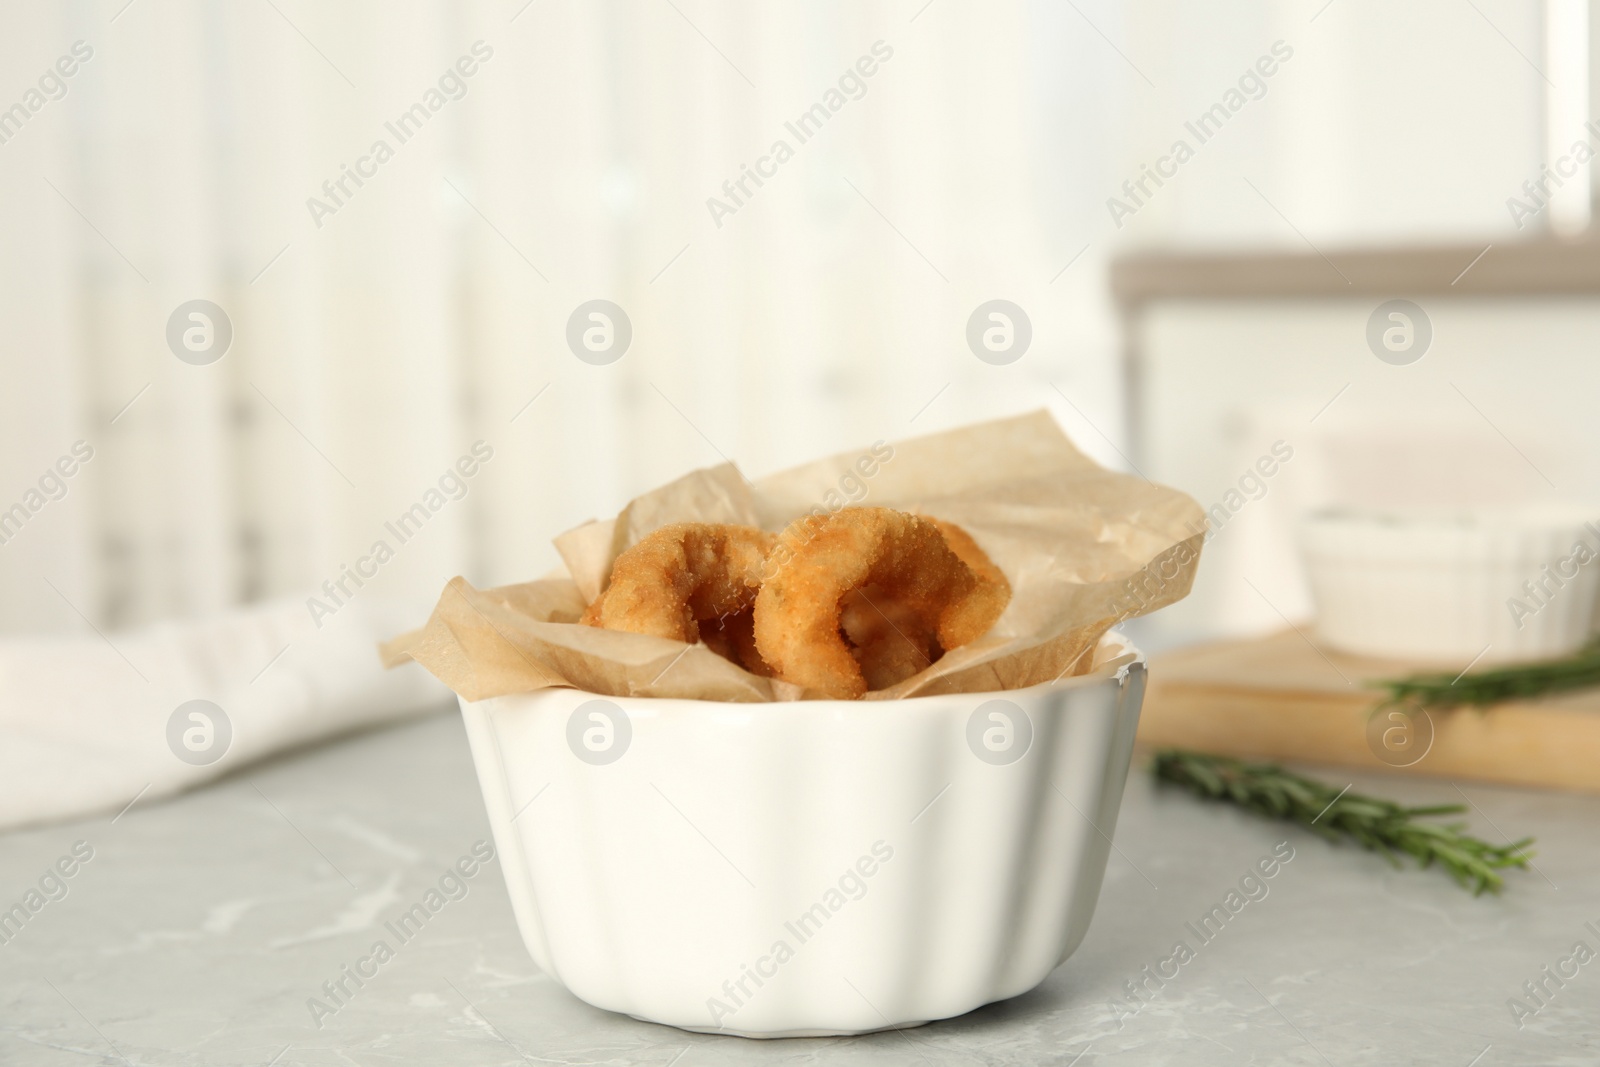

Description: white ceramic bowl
[458,634,1146,1037]
[1301,506,1600,664]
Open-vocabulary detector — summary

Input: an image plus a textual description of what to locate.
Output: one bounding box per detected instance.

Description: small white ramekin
[458,635,1146,1038]
[1300,506,1600,664]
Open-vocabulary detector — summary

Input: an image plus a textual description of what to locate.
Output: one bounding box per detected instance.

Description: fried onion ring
[840,585,940,690]
[698,606,770,676]
[581,524,774,658]
[837,520,1010,690]
[754,507,1009,698]
[925,516,1011,633]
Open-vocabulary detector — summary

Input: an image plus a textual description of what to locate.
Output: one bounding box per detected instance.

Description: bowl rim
[1303,503,1600,531]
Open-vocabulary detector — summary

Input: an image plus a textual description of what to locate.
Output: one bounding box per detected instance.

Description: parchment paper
[382,410,1204,701]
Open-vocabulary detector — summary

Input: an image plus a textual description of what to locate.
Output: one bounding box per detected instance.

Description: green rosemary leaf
[1152,749,1533,895]
[1373,636,1600,711]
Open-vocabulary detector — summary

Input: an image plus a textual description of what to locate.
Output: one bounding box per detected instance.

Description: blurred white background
[0,0,1591,649]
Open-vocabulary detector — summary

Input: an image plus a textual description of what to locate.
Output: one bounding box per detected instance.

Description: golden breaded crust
[754,508,1009,698]
[583,523,774,647]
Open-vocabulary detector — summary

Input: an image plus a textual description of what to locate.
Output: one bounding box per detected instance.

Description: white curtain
[0,0,1125,634]
[14,0,1541,638]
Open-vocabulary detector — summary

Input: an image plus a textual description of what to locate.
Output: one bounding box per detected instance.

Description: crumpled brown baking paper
[381,410,1204,702]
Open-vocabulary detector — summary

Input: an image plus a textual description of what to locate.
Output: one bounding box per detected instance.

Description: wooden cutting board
[1139,630,1600,794]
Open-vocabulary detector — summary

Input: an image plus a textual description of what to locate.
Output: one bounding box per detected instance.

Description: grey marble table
[1,710,1595,1066]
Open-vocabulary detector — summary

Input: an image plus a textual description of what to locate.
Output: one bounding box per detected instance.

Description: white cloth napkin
[0,594,451,832]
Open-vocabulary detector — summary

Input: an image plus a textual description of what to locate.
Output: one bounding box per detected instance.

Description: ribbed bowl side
[460,661,1143,1037]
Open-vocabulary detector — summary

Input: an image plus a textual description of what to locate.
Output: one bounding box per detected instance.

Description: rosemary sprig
[1373,636,1600,711]
[1152,749,1534,895]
